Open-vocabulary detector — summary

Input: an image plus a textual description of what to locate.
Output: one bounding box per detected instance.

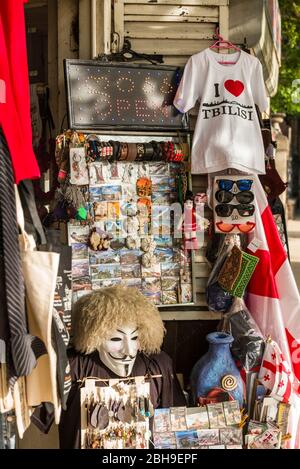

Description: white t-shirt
[173,49,268,175]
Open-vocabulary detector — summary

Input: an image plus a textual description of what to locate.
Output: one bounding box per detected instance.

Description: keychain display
[62,133,194,306]
[80,378,152,449]
[213,175,256,234]
[70,147,89,185]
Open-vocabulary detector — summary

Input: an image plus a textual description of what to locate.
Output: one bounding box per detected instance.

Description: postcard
[152,204,172,221]
[151,176,172,193]
[101,185,122,201]
[122,278,142,291]
[120,249,141,265]
[154,236,173,248]
[72,288,92,303]
[72,276,92,292]
[162,290,177,305]
[186,407,209,430]
[141,263,161,279]
[225,445,243,449]
[250,428,281,449]
[154,248,173,263]
[223,401,241,426]
[161,262,180,277]
[181,283,193,303]
[142,277,161,294]
[89,249,120,265]
[107,201,120,219]
[93,201,108,222]
[105,219,123,234]
[207,403,226,428]
[68,224,89,245]
[153,432,176,449]
[72,259,89,279]
[110,238,126,250]
[154,409,171,433]
[89,186,103,201]
[72,243,88,260]
[92,278,121,290]
[90,264,121,280]
[152,216,173,237]
[121,264,141,279]
[173,248,190,264]
[138,218,150,236]
[197,429,220,447]
[69,147,89,185]
[175,430,200,450]
[122,183,137,201]
[161,277,179,291]
[143,291,161,305]
[208,445,225,449]
[149,162,170,176]
[170,407,187,432]
[151,192,171,205]
[220,428,243,446]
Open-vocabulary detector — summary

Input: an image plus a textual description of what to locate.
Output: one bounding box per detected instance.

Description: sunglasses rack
[213,175,256,235]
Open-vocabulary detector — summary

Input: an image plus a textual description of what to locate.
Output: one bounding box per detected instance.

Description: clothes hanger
[210,28,241,65]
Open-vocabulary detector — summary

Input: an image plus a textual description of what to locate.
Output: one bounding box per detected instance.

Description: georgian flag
[258,339,293,403]
[246,176,300,448]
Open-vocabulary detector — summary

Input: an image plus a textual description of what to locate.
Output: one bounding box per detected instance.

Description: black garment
[32,349,186,449]
[0,128,43,381]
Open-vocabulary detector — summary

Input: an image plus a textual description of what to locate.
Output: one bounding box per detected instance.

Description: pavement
[288,215,300,290]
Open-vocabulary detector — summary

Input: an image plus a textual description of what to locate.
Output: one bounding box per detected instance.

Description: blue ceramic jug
[190,332,244,407]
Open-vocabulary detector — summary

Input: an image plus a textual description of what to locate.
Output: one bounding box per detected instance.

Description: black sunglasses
[215,190,254,204]
[215,204,255,217]
[216,179,253,191]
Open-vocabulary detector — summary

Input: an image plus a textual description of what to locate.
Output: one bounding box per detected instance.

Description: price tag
[247,238,261,253]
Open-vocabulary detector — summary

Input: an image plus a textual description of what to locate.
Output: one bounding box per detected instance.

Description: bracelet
[127,143,137,161]
[109,140,120,161]
[144,143,154,161]
[119,142,128,161]
[136,143,145,161]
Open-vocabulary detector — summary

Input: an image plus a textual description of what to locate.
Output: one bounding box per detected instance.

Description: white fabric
[15,187,61,424]
[258,339,293,402]
[247,176,300,448]
[173,49,268,175]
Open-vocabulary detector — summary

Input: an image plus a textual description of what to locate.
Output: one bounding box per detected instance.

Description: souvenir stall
[2,0,300,452]
[44,29,300,450]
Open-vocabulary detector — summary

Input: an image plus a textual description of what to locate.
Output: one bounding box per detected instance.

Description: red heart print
[224,80,244,97]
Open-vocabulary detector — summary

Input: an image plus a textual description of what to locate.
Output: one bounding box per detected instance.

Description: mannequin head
[72,286,165,377]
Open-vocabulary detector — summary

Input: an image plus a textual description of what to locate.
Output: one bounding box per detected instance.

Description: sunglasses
[215,203,255,217]
[215,190,254,204]
[216,179,253,191]
[216,222,256,233]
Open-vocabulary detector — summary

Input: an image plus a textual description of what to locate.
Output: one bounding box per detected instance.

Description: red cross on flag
[258,339,293,403]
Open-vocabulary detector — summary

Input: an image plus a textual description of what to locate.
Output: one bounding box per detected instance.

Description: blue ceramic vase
[190,332,244,407]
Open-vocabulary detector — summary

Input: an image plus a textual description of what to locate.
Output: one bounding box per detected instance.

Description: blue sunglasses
[216,179,253,192]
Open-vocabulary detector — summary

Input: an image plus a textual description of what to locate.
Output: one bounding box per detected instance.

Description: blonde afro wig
[72,285,165,355]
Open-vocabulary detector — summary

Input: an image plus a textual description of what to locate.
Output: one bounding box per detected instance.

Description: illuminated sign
[64,60,186,130]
